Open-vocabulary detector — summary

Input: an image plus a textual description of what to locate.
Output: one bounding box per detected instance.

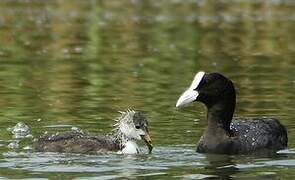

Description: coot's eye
[135,125,140,129]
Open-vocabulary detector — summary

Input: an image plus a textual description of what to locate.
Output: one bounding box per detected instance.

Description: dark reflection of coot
[204,154,238,179]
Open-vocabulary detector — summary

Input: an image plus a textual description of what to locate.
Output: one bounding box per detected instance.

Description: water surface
[0,0,295,179]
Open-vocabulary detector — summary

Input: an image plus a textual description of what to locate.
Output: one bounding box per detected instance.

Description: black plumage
[35,131,120,154]
[176,72,288,154]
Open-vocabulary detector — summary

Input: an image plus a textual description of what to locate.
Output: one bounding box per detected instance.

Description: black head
[132,112,149,133]
[176,72,236,108]
[132,111,153,153]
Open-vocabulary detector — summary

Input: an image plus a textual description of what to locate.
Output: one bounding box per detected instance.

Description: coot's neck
[112,128,129,149]
[121,141,140,154]
[205,81,236,135]
[112,130,139,154]
[111,111,137,150]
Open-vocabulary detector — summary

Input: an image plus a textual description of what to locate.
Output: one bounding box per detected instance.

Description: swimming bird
[35,110,153,154]
[176,71,287,154]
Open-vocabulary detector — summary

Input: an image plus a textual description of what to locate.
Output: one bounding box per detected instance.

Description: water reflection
[204,154,238,179]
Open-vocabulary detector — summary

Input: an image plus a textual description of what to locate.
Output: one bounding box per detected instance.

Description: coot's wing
[230,118,287,153]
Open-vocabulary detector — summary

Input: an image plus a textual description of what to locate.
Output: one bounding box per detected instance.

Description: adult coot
[35,110,153,154]
[176,71,287,154]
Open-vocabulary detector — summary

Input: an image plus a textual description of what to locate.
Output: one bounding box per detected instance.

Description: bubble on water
[25,134,33,138]
[133,71,138,77]
[23,146,32,150]
[71,126,83,133]
[63,48,69,54]
[8,122,31,139]
[139,63,144,67]
[24,41,31,46]
[193,119,199,122]
[71,126,79,131]
[74,47,83,53]
[7,141,19,149]
[169,44,176,49]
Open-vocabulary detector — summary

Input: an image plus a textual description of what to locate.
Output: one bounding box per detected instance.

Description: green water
[0,0,294,179]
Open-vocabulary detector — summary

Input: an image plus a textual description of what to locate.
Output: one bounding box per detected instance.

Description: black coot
[176,72,287,154]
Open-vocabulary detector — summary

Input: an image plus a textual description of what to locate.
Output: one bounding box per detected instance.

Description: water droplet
[63,48,69,54]
[23,146,32,150]
[8,141,19,149]
[24,41,31,46]
[74,47,83,53]
[169,44,176,49]
[25,134,33,138]
[9,122,30,138]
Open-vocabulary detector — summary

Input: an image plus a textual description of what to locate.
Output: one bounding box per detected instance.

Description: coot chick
[176,71,287,154]
[35,110,153,154]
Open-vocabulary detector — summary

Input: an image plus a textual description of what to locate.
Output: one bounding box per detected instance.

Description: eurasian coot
[176,71,287,154]
[35,110,153,154]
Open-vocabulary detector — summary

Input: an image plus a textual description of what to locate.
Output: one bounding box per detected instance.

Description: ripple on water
[234,148,295,169]
[0,145,206,174]
[0,146,295,179]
